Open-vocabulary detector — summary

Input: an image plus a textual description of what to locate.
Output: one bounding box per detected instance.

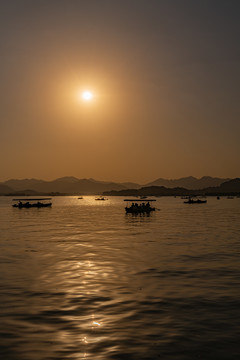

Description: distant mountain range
[0,177,126,195]
[0,176,236,195]
[104,178,240,197]
[144,176,230,189]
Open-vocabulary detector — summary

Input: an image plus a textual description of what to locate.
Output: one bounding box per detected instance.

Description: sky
[1,0,240,183]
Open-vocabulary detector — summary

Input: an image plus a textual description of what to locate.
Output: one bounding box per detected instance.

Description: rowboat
[124,199,156,214]
[12,198,52,208]
[184,196,207,204]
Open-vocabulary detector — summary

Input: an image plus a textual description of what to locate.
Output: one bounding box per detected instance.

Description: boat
[95,196,107,201]
[124,199,156,214]
[78,196,84,199]
[12,198,52,208]
[184,196,207,204]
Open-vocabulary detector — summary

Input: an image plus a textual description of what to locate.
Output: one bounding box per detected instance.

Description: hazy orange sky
[1,0,240,183]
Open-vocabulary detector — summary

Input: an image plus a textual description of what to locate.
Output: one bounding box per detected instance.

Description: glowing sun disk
[82,91,93,101]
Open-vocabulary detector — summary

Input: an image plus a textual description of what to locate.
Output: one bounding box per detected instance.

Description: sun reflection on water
[92,321,101,326]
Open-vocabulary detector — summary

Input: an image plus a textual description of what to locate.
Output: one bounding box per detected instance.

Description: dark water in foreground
[0,196,240,360]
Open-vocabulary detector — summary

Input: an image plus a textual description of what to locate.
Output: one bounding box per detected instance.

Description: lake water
[0,196,240,360]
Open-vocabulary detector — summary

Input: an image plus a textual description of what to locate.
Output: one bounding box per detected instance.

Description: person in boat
[130,203,139,210]
[141,203,147,211]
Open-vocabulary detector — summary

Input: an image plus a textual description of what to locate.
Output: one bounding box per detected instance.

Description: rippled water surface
[0,196,240,359]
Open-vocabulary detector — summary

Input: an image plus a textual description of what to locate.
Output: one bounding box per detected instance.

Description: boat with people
[184,196,207,204]
[12,198,52,208]
[124,199,156,214]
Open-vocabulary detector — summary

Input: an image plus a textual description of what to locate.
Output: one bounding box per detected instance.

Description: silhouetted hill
[145,176,230,189]
[104,178,240,196]
[120,182,142,189]
[0,183,14,195]
[1,176,239,196]
[5,179,46,191]
[219,178,240,191]
[7,189,43,196]
[104,186,191,197]
[204,178,240,194]
[54,176,80,183]
[3,177,127,195]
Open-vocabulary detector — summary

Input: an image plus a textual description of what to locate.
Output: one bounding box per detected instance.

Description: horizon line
[1,175,236,184]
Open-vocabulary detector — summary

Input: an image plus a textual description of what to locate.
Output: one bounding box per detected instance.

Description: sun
[81,90,93,101]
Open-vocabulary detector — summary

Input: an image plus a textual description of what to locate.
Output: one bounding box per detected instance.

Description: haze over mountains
[144,176,230,189]
[0,176,232,195]
[1,177,125,195]
[105,178,240,197]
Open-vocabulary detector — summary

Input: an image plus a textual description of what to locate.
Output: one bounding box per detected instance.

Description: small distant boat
[184,196,207,204]
[124,199,156,214]
[140,195,147,199]
[95,196,107,201]
[78,196,84,199]
[12,198,52,208]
